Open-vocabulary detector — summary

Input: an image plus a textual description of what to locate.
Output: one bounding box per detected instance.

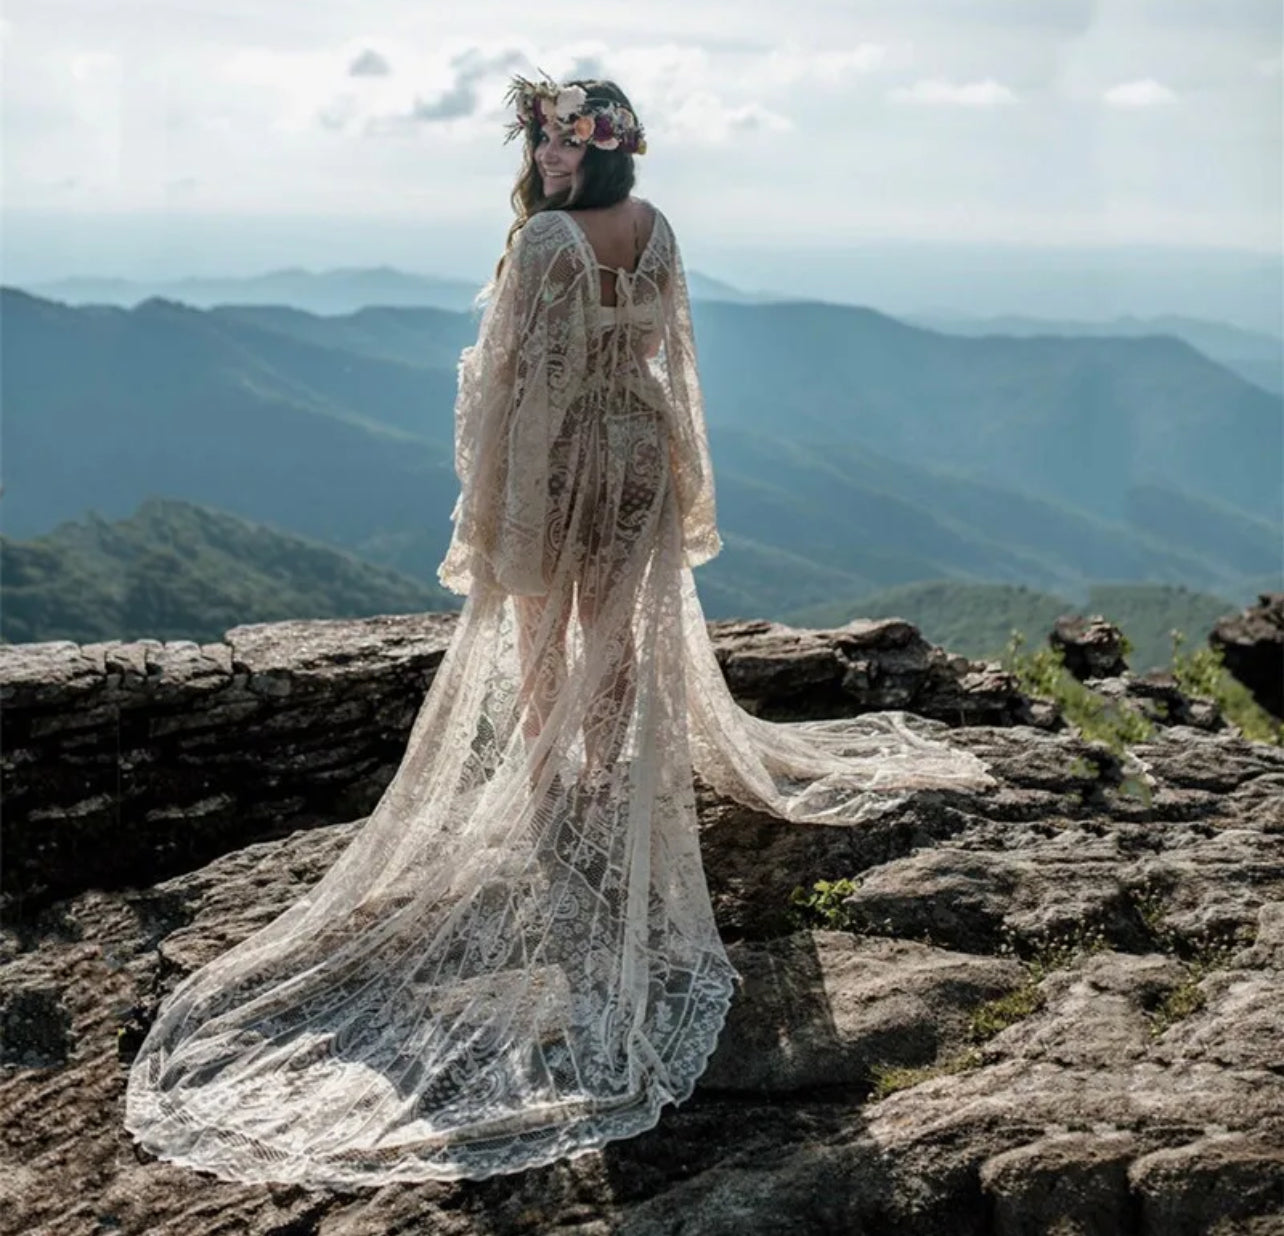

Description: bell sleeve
[437,212,590,597]
[655,217,722,568]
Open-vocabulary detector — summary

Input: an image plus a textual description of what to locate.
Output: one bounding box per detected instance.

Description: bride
[124,74,997,1186]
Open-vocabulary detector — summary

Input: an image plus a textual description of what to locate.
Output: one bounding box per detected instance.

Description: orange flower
[572,114,594,141]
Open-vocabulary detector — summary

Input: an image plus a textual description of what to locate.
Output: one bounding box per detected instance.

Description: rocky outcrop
[0,615,458,916]
[1050,613,1129,680]
[1,614,1044,916]
[707,616,1038,726]
[1212,591,1284,720]
[2,604,1283,1232]
[1049,613,1228,732]
[1086,667,1229,732]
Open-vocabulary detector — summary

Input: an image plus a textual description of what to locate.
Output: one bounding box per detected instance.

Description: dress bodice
[590,265,664,335]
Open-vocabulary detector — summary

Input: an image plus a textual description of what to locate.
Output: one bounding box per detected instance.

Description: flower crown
[502,72,647,155]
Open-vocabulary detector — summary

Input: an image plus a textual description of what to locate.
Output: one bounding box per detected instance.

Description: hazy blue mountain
[1122,484,1280,579]
[708,430,1256,597]
[906,310,1284,396]
[22,266,769,315]
[201,295,1282,538]
[1,287,460,542]
[683,271,781,303]
[688,300,1282,526]
[3,286,1277,637]
[1,497,456,645]
[26,266,488,314]
[208,301,480,373]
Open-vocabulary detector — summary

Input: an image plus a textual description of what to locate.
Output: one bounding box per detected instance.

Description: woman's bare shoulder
[565,198,661,248]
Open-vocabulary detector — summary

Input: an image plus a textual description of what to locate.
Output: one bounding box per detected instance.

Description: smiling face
[534,122,587,199]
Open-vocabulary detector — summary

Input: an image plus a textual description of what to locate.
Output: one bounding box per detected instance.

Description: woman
[124,75,996,1186]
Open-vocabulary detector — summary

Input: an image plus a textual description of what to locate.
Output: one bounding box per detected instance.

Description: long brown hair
[492,79,640,283]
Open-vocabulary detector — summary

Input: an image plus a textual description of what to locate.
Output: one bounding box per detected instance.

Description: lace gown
[124,202,997,1185]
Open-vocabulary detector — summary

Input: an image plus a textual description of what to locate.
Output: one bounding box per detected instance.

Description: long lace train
[123,201,997,1185]
[123,558,995,1186]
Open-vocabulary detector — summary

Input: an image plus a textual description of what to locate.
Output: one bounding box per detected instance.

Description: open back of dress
[125,203,997,1186]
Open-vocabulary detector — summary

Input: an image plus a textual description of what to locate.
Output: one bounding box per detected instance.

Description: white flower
[594,136,620,150]
[555,85,588,119]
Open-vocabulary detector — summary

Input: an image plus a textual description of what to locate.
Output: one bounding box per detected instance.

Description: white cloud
[662,89,793,142]
[759,42,891,87]
[348,48,391,77]
[406,46,524,123]
[1102,78,1178,108]
[887,77,1017,107]
[1,2,1276,256]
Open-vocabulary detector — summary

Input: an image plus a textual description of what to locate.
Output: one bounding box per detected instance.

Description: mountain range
[3,275,1278,648]
[905,311,1283,397]
[23,266,776,316]
[2,496,1240,673]
[26,264,1276,388]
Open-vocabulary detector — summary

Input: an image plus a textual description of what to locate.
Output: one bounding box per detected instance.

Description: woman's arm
[438,213,590,596]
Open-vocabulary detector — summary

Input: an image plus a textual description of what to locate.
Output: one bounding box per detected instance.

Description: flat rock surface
[3,717,1283,1234]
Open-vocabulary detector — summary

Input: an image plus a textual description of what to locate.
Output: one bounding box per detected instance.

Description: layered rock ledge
[1,613,1037,915]
[2,611,1282,1234]
[1212,591,1284,721]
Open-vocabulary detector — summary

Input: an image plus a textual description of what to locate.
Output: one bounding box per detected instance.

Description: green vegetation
[1169,630,1284,745]
[1146,935,1254,1039]
[1088,582,1251,671]
[1002,922,1111,976]
[786,879,861,932]
[974,922,1109,1044]
[966,985,1045,1042]
[1000,630,1157,756]
[0,498,458,646]
[784,580,1245,677]
[866,924,1110,1102]
[869,1048,983,1101]
[788,878,1113,1101]
[1130,879,1258,1038]
[785,581,1078,662]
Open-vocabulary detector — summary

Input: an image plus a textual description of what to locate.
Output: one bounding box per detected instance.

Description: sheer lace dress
[124,202,998,1186]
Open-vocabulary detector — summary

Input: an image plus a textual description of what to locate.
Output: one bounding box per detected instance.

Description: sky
[2,0,1281,307]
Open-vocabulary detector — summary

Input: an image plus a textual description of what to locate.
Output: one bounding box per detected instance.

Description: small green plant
[967,983,1045,1042]
[965,921,1109,1046]
[869,1048,982,1100]
[998,921,1109,979]
[1131,878,1176,949]
[1147,934,1248,1038]
[1132,880,1257,961]
[1001,629,1157,756]
[1134,880,1257,1038]
[1149,974,1208,1035]
[867,922,1109,1102]
[787,878,860,931]
[1169,629,1284,746]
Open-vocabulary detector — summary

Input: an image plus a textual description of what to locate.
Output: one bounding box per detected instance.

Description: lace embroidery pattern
[124,201,998,1185]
